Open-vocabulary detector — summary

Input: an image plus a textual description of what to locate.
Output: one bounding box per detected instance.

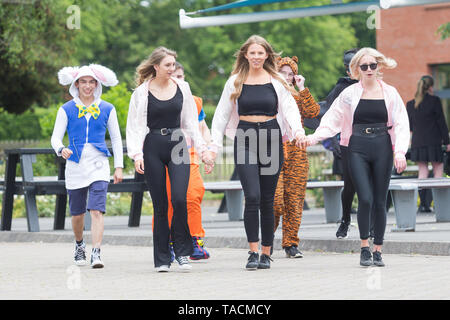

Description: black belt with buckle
[150,127,179,136]
[352,123,392,137]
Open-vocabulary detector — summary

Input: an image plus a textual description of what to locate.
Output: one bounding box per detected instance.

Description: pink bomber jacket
[308,80,410,158]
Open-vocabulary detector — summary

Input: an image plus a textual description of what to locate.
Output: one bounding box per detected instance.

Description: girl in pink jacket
[306,48,410,267]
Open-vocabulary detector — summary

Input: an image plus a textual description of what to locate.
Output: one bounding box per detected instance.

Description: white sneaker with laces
[74,241,87,266]
[90,248,104,269]
[175,256,192,271]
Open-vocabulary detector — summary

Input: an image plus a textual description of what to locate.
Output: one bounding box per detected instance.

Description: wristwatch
[57,147,65,157]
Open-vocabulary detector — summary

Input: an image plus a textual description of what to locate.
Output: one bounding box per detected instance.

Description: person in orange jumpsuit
[153,62,211,260]
[273,56,320,258]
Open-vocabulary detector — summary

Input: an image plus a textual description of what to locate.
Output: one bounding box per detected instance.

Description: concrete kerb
[1,232,450,256]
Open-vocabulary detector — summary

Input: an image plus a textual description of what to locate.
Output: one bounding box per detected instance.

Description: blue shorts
[67,181,109,216]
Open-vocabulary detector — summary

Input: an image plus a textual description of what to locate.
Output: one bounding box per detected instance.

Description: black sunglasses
[359,63,378,71]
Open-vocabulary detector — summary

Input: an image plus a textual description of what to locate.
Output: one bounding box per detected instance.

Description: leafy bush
[0,107,42,140]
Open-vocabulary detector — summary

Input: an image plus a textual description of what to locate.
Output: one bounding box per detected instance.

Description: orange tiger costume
[274,56,320,249]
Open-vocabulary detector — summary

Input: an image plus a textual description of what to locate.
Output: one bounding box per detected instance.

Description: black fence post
[1,153,19,231]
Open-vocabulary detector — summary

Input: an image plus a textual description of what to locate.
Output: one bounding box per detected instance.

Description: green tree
[0,0,75,114]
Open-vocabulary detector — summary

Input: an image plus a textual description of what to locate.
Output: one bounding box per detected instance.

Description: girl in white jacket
[207,35,306,270]
[126,47,208,272]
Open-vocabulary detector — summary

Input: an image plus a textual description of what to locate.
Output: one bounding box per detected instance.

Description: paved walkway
[1,242,450,300]
[2,206,450,255]
[2,206,450,300]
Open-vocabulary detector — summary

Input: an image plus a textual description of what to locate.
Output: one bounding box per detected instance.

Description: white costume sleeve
[107,108,124,168]
[51,108,68,155]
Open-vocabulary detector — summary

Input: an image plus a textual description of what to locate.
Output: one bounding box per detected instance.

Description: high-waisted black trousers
[143,131,193,267]
[233,119,284,247]
[348,131,393,246]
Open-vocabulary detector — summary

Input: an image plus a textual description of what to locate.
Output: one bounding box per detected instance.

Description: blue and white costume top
[51,64,123,190]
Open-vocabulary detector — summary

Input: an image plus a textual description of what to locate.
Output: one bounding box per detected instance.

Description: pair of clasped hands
[201,131,308,174]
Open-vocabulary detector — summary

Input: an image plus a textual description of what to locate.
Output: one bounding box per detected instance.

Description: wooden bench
[0,148,148,232]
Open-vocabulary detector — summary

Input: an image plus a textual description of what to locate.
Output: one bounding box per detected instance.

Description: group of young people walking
[52,33,447,271]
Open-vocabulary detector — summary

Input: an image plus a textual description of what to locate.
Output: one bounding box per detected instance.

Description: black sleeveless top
[353,99,388,124]
[147,86,183,129]
[237,83,278,116]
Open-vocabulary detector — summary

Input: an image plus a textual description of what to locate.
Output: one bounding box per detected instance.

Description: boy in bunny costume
[51,64,123,268]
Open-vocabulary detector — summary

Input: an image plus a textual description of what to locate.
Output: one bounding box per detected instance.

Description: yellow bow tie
[76,103,100,119]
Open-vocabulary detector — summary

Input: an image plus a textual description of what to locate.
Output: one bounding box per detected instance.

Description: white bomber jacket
[210,74,305,153]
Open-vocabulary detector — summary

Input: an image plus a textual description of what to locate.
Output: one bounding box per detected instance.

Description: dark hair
[414,75,434,108]
[175,61,184,71]
[343,48,359,67]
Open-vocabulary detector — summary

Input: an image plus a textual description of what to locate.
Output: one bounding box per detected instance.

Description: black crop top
[353,99,388,124]
[237,83,278,116]
[147,86,183,129]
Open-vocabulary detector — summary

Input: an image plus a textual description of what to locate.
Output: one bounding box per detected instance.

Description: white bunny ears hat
[58,64,119,100]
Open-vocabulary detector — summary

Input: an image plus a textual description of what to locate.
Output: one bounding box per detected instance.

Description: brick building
[377,2,450,127]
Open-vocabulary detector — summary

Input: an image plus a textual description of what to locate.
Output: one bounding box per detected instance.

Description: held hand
[61,148,73,160]
[295,132,307,149]
[394,156,407,174]
[294,75,305,91]
[447,144,450,152]
[204,163,214,174]
[202,150,217,166]
[113,168,123,184]
[134,159,145,174]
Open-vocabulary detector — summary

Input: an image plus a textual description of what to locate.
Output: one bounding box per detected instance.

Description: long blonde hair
[135,46,177,86]
[349,47,397,81]
[414,75,434,108]
[230,35,295,101]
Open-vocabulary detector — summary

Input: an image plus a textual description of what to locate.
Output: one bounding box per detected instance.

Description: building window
[432,64,450,129]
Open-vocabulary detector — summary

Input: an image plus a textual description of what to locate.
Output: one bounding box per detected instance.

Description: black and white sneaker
[74,241,87,266]
[372,251,385,267]
[336,220,350,239]
[175,256,192,271]
[246,251,259,270]
[285,246,303,258]
[258,254,273,269]
[90,248,104,269]
[360,247,373,267]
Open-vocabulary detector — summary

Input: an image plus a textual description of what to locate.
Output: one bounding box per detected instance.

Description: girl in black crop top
[237,83,278,116]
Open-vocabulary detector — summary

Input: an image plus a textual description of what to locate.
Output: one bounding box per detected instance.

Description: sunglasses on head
[359,63,378,71]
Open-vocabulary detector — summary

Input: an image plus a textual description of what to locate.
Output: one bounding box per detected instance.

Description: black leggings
[143,132,192,267]
[340,146,356,223]
[234,119,284,247]
[348,133,393,246]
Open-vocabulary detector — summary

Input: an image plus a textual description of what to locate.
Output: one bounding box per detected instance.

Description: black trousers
[233,119,284,247]
[143,131,193,267]
[348,133,393,246]
[340,146,356,223]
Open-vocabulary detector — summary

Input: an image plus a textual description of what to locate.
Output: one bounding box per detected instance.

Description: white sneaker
[175,256,192,271]
[155,265,170,272]
[74,241,87,266]
[90,248,104,269]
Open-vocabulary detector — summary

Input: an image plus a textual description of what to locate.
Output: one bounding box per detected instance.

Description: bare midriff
[239,115,276,123]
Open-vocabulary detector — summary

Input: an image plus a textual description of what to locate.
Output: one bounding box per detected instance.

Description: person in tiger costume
[273,56,320,258]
